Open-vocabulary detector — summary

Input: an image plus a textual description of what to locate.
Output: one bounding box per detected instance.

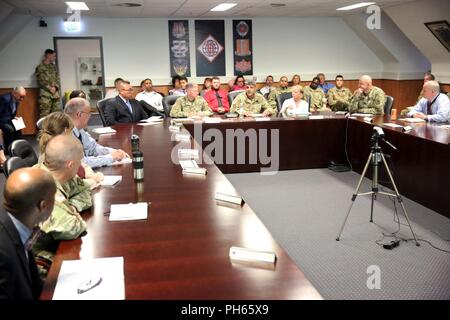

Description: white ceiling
[3,0,419,18]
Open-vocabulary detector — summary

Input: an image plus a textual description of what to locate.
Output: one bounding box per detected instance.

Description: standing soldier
[35,49,61,118]
[303,77,327,111]
[267,76,292,110]
[328,75,353,111]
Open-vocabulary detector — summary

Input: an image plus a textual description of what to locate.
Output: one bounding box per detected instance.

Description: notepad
[108,157,132,166]
[100,175,122,186]
[382,123,403,128]
[255,117,271,121]
[109,202,148,221]
[53,257,125,300]
[401,118,426,123]
[92,127,116,134]
[309,115,324,120]
[12,117,26,130]
[350,113,371,117]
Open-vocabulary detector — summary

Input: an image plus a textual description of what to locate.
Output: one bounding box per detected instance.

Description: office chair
[139,100,165,118]
[227,90,245,104]
[384,95,394,116]
[162,95,180,117]
[36,116,46,130]
[3,156,28,177]
[276,92,293,112]
[96,98,111,126]
[8,140,38,168]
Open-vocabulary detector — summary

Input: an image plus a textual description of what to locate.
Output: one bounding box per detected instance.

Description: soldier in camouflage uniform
[328,75,353,111]
[303,77,327,111]
[230,80,277,117]
[32,135,91,277]
[267,76,293,110]
[35,49,61,118]
[349,75,386,115]
[170,83,213,118]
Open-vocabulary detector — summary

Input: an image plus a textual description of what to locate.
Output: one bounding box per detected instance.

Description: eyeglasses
[79,110,91,117]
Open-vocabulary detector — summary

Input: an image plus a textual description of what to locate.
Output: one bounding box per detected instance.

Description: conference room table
[41,113,450,299]
[40,119,322,300]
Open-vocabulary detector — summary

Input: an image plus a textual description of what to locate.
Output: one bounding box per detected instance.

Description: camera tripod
[336,129,420,246]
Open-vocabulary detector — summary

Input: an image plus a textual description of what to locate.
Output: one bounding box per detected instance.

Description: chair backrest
[3,156,28,177]
[276,92,293,112]
[139,100,165,118]
[96,98,111,126]
[36,116,46,130]
[8,140,38,167]
[162,95,180,117]
[227,90,245,104]
[384,95,394,115]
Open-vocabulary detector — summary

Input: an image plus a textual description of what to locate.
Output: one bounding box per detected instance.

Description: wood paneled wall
[2,80,448,135]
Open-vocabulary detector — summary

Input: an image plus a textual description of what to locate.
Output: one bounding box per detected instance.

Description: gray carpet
[225,169,450,300]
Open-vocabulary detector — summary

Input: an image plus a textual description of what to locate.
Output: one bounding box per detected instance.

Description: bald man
[407,81,450,123]
[0,168,56,299]
[349,75,386,115]
[32,135,92,277]
[0,86,27,154]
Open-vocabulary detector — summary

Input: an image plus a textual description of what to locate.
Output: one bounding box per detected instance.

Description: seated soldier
[230,80,277,117]
[328,75,352,112]
[170,83,213,118]
[349,75,386,115]
[267,76,292,111]
[303,77,328,111]
[32,135,92,277]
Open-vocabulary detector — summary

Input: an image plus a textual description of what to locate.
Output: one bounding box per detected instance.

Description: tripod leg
[370,193,375,223]
[380,153,420,246]
[336,153,372,241]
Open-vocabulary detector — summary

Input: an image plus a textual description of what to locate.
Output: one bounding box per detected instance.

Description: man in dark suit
[104,82,148,125]
[0,86,27,154]
[0,167,56,300]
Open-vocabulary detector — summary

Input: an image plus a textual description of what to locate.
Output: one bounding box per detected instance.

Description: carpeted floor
[225,169,450,300]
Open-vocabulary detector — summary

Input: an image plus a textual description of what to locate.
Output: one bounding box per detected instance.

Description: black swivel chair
[162,95,180,117]
[3,157,28,177]
[36,116,46,130]
[227,90,245,104]
[139,100,165,118]
[96,98,112,126]
[8,139,38,168]
[276,92,293,112]
[384,95,394,116]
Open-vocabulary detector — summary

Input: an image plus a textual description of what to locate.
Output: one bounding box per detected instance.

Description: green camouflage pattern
[303,86,326,111]
[327,87,352,111]
[267,86,293,109]
[170,96,213,118]
[35,62,62,118]
[349,86,386,115]
[230,92,276,116]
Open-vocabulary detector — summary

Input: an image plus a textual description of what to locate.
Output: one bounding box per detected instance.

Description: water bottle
[131,134,140,153]
[132,151,144,182]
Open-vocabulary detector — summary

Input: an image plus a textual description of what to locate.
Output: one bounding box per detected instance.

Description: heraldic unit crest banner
[168,20,191,77]
[233,20,253,76]
[195,20,225,77]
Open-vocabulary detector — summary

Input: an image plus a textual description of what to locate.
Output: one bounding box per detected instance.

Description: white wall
[0,14,408,88]
[384,0,450,83]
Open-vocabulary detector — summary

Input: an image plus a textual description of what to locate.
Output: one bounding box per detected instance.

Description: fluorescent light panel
[211,3,237,11]
[336,2,376,11]
[66,2,90,11]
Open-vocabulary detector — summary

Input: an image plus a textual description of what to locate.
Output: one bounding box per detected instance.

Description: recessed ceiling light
[211,3,237,12]
[113,3,143,7]
[336,2,376,11]
[65,2,89,11]
[270,3,286,7]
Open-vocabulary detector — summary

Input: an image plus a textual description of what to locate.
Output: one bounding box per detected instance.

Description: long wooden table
[40,120,322,300]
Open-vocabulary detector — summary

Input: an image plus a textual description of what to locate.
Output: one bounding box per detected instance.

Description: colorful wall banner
[233,20,253,76]
[195,20,225,77]
[168,20,191,77]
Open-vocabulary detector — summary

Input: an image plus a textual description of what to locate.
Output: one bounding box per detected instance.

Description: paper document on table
[108,157,132,166]
[229,246,277,264]
[137,122,157,126]
[350,113,371,117]
[440,125,450,130]
[100,175,122,186]
[92,127,116,134]
[255,117,271,121]
[179,159,199,169]
[141,116,163,123]
[382,123,403,128]
[53,257,125,300]
[400,118,426,123]
[309,115,324,120]
[12,117,26,130]
[109,202,148,221]
[204,117,222,123]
